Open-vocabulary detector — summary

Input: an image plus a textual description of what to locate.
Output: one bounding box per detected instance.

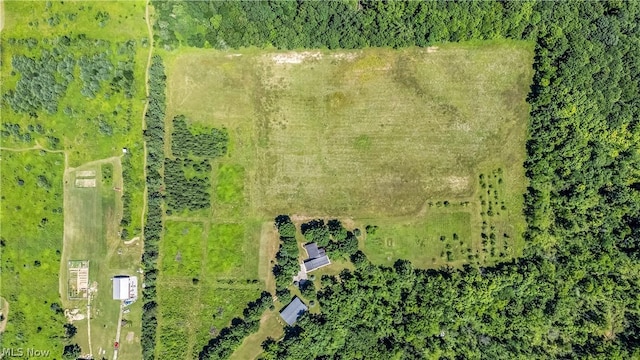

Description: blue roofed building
[280,297,308,326]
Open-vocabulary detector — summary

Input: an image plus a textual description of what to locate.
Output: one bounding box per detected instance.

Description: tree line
[198,291,273,360]
[151,1,536,50]
[272,215,300,306]
[140,55,167,360]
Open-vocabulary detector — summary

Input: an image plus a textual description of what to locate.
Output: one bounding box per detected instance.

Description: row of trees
[119,152,134,240]
[171,115,229,158]
[199,291,273,359]
[141,55,167,360]
[272,215,299,305]
[151,1,537,50]
[164,158,211,212]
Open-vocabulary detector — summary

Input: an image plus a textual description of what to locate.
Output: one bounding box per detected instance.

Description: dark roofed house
[280,297,308,326]
[303,255,331,272]
[302,242,330,272]
[304,243,320,259]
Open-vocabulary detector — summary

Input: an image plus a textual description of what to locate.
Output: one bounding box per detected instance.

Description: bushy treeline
[119,152,134,240]
[271,215,299,305]
[141,55,167,360]
[199,291,273,360]
[164,157,211,212]
[301,219,358,259]
[171,115,228,158]
[152,1,536,50]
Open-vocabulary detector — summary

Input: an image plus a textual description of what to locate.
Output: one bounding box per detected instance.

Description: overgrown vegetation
[141,55,167,360]
[164,157,211,213]
[0,151,66,356]
[171,115,228,158]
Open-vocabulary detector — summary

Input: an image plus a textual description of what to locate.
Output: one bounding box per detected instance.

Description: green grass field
[60,158,143,359]
[1,2,148,357]
[161,42,533,357]
[156,220,264,359]
[0,150,66,356]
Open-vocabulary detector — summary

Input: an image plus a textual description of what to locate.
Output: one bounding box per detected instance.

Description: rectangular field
[164,41,532,266]
[156,220,265,359]
[162,41,533,357]
[164,41,533,219]
[0,150,66,356]
[60,159,143,360]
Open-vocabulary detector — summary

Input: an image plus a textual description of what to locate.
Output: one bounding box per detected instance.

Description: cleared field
[156,220,265,359]
[60,158,143,360]
[164,41,532,219]
[0,150,66,355]
[162,41,533,357]
[160,221,204,277]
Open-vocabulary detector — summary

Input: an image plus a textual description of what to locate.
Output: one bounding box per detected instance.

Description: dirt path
[87,293,93,357]
[1,143,70,169]
[113,304,123,360]
[0,297,9,333]
[139,0,154,242]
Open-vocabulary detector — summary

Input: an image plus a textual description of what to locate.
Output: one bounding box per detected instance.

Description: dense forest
[150,0,640,359]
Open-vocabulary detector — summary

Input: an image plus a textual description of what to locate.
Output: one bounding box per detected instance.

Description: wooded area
[150,1,640,358]
[141,55,166,360]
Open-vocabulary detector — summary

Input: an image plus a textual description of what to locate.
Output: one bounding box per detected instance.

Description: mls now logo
[1,348,51,358]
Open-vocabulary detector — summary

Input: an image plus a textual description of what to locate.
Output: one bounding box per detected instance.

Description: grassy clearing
[160,221,204,277]
[156,219,265,358]
[230,310,284,360]
[60,158,143,360]
[0,150,66,355]
[361,210,473,268]
[161,41,533,357]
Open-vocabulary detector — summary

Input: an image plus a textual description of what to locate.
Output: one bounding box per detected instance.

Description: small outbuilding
[280,297,308,326]
[112,276,131,300]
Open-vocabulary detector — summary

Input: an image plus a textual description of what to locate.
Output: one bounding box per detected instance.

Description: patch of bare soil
[123,236,140,245]
[446,176,470,192]
[0,298,8,332]
[270,51,322,64]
